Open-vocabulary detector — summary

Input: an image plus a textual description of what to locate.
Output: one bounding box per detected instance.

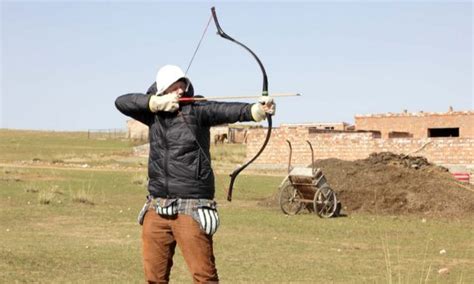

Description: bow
[210,7,272,201]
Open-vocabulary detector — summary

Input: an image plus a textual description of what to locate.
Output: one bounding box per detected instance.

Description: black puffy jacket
[115,83,254,199]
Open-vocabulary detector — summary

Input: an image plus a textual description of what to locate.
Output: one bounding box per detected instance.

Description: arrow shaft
[179,93,300,102]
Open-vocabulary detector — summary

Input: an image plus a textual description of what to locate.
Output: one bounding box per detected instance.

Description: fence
[87,128,128,139]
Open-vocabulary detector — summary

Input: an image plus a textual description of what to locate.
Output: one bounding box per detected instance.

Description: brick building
[355,109,473,139]
[280,122,353,131]
[245,109,474,180]
[125,109,474,180]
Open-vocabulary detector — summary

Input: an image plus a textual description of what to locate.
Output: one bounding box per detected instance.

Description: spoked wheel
[313,185,338,218]
[279,180,303,215]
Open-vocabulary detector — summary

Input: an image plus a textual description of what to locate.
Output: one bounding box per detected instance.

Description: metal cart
[279,140,339,218]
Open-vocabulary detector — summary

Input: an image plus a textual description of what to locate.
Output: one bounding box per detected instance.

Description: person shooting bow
[115,64,275,283]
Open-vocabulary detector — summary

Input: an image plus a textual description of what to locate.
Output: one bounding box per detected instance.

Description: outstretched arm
[197,97,275,126]
[197,101,253,126]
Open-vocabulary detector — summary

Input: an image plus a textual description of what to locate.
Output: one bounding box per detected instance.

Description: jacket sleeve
[115,93,154,126]
[197,101,255,126]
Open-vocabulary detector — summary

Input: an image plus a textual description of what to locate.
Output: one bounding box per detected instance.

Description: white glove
[251,96,275,122]
[149,93,179,112]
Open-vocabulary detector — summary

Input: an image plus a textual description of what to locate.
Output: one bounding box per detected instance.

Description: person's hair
[178,78,188,85]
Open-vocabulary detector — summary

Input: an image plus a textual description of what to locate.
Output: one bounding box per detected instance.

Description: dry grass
[71,182,95,205]
[0,130,473,283]
[131,174,147,186]
[23,185,40,193]
[38,190,56,205]
[71,190,95,205]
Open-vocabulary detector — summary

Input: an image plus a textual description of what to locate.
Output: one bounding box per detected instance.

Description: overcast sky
[1,1,472,131]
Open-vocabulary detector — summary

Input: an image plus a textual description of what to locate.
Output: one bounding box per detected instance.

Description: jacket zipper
[163,116,169,197]
[196,150,201,179]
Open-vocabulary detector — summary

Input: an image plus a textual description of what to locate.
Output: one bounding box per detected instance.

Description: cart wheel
[279,181,303,215]
[313,185,338,218]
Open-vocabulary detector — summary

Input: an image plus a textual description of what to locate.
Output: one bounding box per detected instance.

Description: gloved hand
[149,93,179,113]
[251,96,275,122]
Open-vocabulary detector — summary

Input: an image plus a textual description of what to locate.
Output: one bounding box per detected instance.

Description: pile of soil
[261,152,474,218]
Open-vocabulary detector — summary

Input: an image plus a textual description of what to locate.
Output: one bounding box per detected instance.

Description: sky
[1,1,472,131]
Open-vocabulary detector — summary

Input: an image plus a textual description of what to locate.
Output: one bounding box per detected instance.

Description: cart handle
[286,140,293,174]
[306,140,315,175]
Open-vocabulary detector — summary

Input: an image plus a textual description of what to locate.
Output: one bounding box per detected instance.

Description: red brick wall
[246,126,474,169]
[355,111,474,139]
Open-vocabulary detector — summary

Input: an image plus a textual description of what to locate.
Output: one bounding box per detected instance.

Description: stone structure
[127,119,148,140]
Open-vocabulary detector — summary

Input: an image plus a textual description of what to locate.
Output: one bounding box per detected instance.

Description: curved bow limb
[211,7,272,201]
[228,114,272,201]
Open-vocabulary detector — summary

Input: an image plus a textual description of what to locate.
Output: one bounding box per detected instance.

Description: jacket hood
[146,82,194,98]
[154,65,191,95]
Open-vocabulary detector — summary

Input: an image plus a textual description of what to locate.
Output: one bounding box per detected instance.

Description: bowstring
[180,12,214,169]
[185,13,213,75]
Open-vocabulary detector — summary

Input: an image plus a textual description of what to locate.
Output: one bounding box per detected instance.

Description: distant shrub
[38,191,55,205]
[72,189,95,205]
[24,185,40,193]
[50,185,64,195]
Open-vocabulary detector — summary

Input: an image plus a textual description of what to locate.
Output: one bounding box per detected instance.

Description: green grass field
[1,129,472,283]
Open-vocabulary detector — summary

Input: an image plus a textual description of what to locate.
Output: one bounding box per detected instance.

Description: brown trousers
[142,209,219,283]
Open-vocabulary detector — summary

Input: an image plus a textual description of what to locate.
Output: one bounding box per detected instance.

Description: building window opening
[371,131,381,138]
[389,131,413,138]
[428,128,459,137]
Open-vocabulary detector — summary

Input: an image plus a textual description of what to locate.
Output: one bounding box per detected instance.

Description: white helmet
[155,65,190,95]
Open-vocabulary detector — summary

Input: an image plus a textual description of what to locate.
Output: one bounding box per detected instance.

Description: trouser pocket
[192,200,220,236]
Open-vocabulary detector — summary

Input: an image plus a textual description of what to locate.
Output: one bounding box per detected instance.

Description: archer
[115,63,274,282]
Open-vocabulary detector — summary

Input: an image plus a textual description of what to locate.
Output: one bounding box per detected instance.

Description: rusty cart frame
[278,140,339,218]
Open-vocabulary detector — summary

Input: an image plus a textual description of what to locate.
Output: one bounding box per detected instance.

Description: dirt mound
[261,152,474,218]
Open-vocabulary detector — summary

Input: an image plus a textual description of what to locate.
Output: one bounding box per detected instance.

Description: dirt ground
[261,152,474,218]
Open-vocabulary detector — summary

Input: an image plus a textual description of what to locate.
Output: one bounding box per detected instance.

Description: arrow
[179,93,301,102]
